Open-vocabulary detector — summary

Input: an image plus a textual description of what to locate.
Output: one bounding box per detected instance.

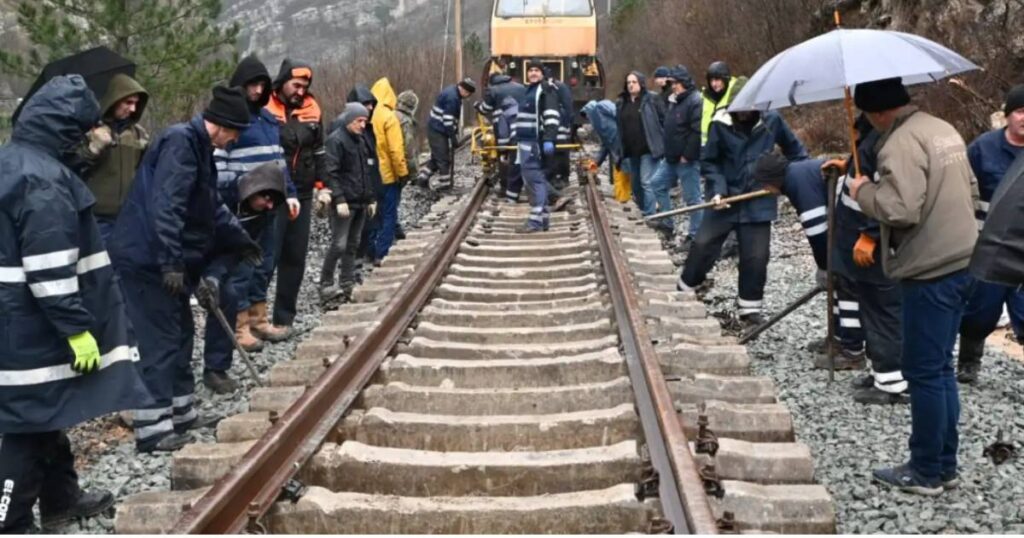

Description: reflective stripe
[77,251,111,274]
[172,394,194,408]
[217,160,288,173]
[0,267,26,283]
[134,407,172,422]
[804,222,827,237]
[29,276,79,298]
[799,206,826,223]
[172,408,198,425]
[218,145,284,159]
[873,369,905,383]
[542,110,560,118]
[839,318,862,328]
[840,192,862,212]
[517,112,537,119]
[676,275,694,292]
[737,298,762,308]
[0,345,140,387]
[22,248,79,272]
[978,200,990,212]
[875,380,908,393]
[544,119,561,126]
[838,301,859,311]
[135,418,174,440]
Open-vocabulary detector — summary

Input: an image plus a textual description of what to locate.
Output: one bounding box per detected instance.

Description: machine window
[495,0,593,17]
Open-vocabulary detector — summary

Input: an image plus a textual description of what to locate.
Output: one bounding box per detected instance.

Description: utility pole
[454,0,464,126]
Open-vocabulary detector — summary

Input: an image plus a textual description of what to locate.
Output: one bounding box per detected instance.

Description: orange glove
[587,159,598,172]
[853,233,877,267]
[821,159,847,176]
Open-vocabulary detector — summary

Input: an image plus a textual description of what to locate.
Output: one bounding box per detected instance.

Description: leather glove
[367,202,377,219]
[543,141,555,156]
[853,233,877,268]
[86,125,114,155]
[195,276,219,312]
[162,269,186,296]
[821,159,847,176]
[240,241,263,267]
[710,194,731,211]
[336,202,351,219]
[815,269,829,289]
[287,198,301,221]
[68,331,101,374]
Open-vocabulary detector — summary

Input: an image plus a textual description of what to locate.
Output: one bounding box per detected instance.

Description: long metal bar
[210,304,264,386]
[824,166,840,383]
[172,178,491,534]
[644,189,773,221]
[584,174,718,534]
[738,285,823,345]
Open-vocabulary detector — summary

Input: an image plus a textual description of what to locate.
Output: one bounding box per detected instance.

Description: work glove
[710,194,731,211]
[815,269,829,289]
[240,241,263,267]
[314,188,333,219]
[543,141,556,156]
[336,202,351,219]
[367,202,377,219]
[821,159,847,176]
[287,198,301,221]
[853,233,877,268]
[86,125,114,155]
[68,331,101,374]
[587,159,599,172]
[162,269,186,296]
[195,276,220,312]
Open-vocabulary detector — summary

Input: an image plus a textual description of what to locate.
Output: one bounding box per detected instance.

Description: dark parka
[477,74,526,145]
[346,85,384,192]
[109,114,254,279]
[0,76,151,433]
[970,150,1024,286]
[324,122,377,208]
[615,72,666,160]
[833,117,890,284]
[266,59,326,199]
[662,68,703,164]
[702,111,808,223]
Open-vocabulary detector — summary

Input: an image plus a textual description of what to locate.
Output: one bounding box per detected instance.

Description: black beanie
[203,86,251,130]
[754,153,789,186]
[1004,84,1024,116]
[458,77,477,94]
[854,77,911,113]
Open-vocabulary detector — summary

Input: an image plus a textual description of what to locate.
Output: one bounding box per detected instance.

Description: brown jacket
[855,106,979,280]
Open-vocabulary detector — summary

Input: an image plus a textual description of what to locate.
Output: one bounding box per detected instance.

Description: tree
[0,0,240,123]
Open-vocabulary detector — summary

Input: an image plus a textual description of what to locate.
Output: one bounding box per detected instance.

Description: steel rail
[172,178,491,534]
[583,176,719,535]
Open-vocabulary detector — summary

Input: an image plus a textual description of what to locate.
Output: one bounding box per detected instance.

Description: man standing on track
[514,61,561,233]
[416,78,476,190]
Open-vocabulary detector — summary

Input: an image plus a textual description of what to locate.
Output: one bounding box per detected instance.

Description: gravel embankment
[55,180,443,534]
[675,200,1024,534]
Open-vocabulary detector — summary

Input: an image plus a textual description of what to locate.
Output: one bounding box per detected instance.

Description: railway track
[114,168,835,534]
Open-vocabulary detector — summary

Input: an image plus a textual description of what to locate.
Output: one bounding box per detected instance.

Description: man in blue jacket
[651,66,704,246]
[514,62,561,232]
[476,72,526,201]
[416,78,476,190]
[678,87,807,326]
[956,85,1024,383]
[110,86,261,453]
[0,76,152,532]
[209,55,297,375]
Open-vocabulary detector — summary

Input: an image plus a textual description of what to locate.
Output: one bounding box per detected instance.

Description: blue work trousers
[120,270,197,450]
[622,154,658,216]
[651,159,703,235]
[520,145,549,231]
[960,279,1024,341]
[372,183,402,259]
[901,270,972,480]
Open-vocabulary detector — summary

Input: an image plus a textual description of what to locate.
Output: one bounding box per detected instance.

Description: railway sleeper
[417,302,610,327]
[379,350,628,388]
[412,319,613,345]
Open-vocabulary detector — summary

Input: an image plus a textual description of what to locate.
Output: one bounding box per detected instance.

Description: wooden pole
[454,0,464,127]
[643,189,774,221]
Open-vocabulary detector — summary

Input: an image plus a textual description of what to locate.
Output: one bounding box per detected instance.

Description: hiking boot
[41,490,115,529]
[202,369,239,394]
[853,385,909,405]
[140,432,194,453]
[234,309,263,352]
[249,302,289,342]
[872,463,943,496]
[956,336,984,384]
[814,347,866,370]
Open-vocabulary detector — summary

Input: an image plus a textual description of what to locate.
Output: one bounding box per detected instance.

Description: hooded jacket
[109,113,254,278]
[79,73,150,218]
[662,68,702,163]
[266,58,325,198]
[397,90,420,176]
[702,110,808,223]
[0,76,151,433]
[477,74,526,146]
[581,100,620,167]
[701,75,744,145]
[230,162,287,238]
[369,78,410,185]
[325,121,377,207]
[615,72,665,161]
[855,107,980,280]
[215,56,296,206]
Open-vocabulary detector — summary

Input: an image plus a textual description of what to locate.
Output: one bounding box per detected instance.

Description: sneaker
[140,432,194,453]
[941,471,961,490]
[872,463,943,496]
[40,490,115,529]
[202,369,239,394]
[814,347,866,370]
[852,386,909,405]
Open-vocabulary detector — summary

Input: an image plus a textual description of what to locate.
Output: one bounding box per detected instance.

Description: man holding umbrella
[849,77,978,495]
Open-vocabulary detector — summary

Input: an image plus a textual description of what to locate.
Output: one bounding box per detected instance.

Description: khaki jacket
[82,74,149,217]
[855,107,979,280]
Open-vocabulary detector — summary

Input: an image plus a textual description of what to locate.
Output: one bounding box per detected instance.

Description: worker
[513,61,561,232]
[416,77,476,190]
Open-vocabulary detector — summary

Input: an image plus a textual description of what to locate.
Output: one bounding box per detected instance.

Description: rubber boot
[234,309,263,352]
[957,335,984,384]
[249,301,289,342]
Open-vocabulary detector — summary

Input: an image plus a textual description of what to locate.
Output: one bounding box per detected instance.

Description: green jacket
[396,90,420,177]
[700,76,746,145]
[80,74,149,218]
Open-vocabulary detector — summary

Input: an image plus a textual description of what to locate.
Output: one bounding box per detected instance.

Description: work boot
[957,336,984,384]
[319,285,345,304]
[40,490,115,529]
[414,169,432,189]
[202,369,239,394]
[249,302,290,342]
[853,385,909,405]
[851,373,874,390]
[813,347,866,370]
[552,196,574,212]
[395,224,406,241]
[739,312,766,329]
[141,432,194,453]
[234,309,263,352]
